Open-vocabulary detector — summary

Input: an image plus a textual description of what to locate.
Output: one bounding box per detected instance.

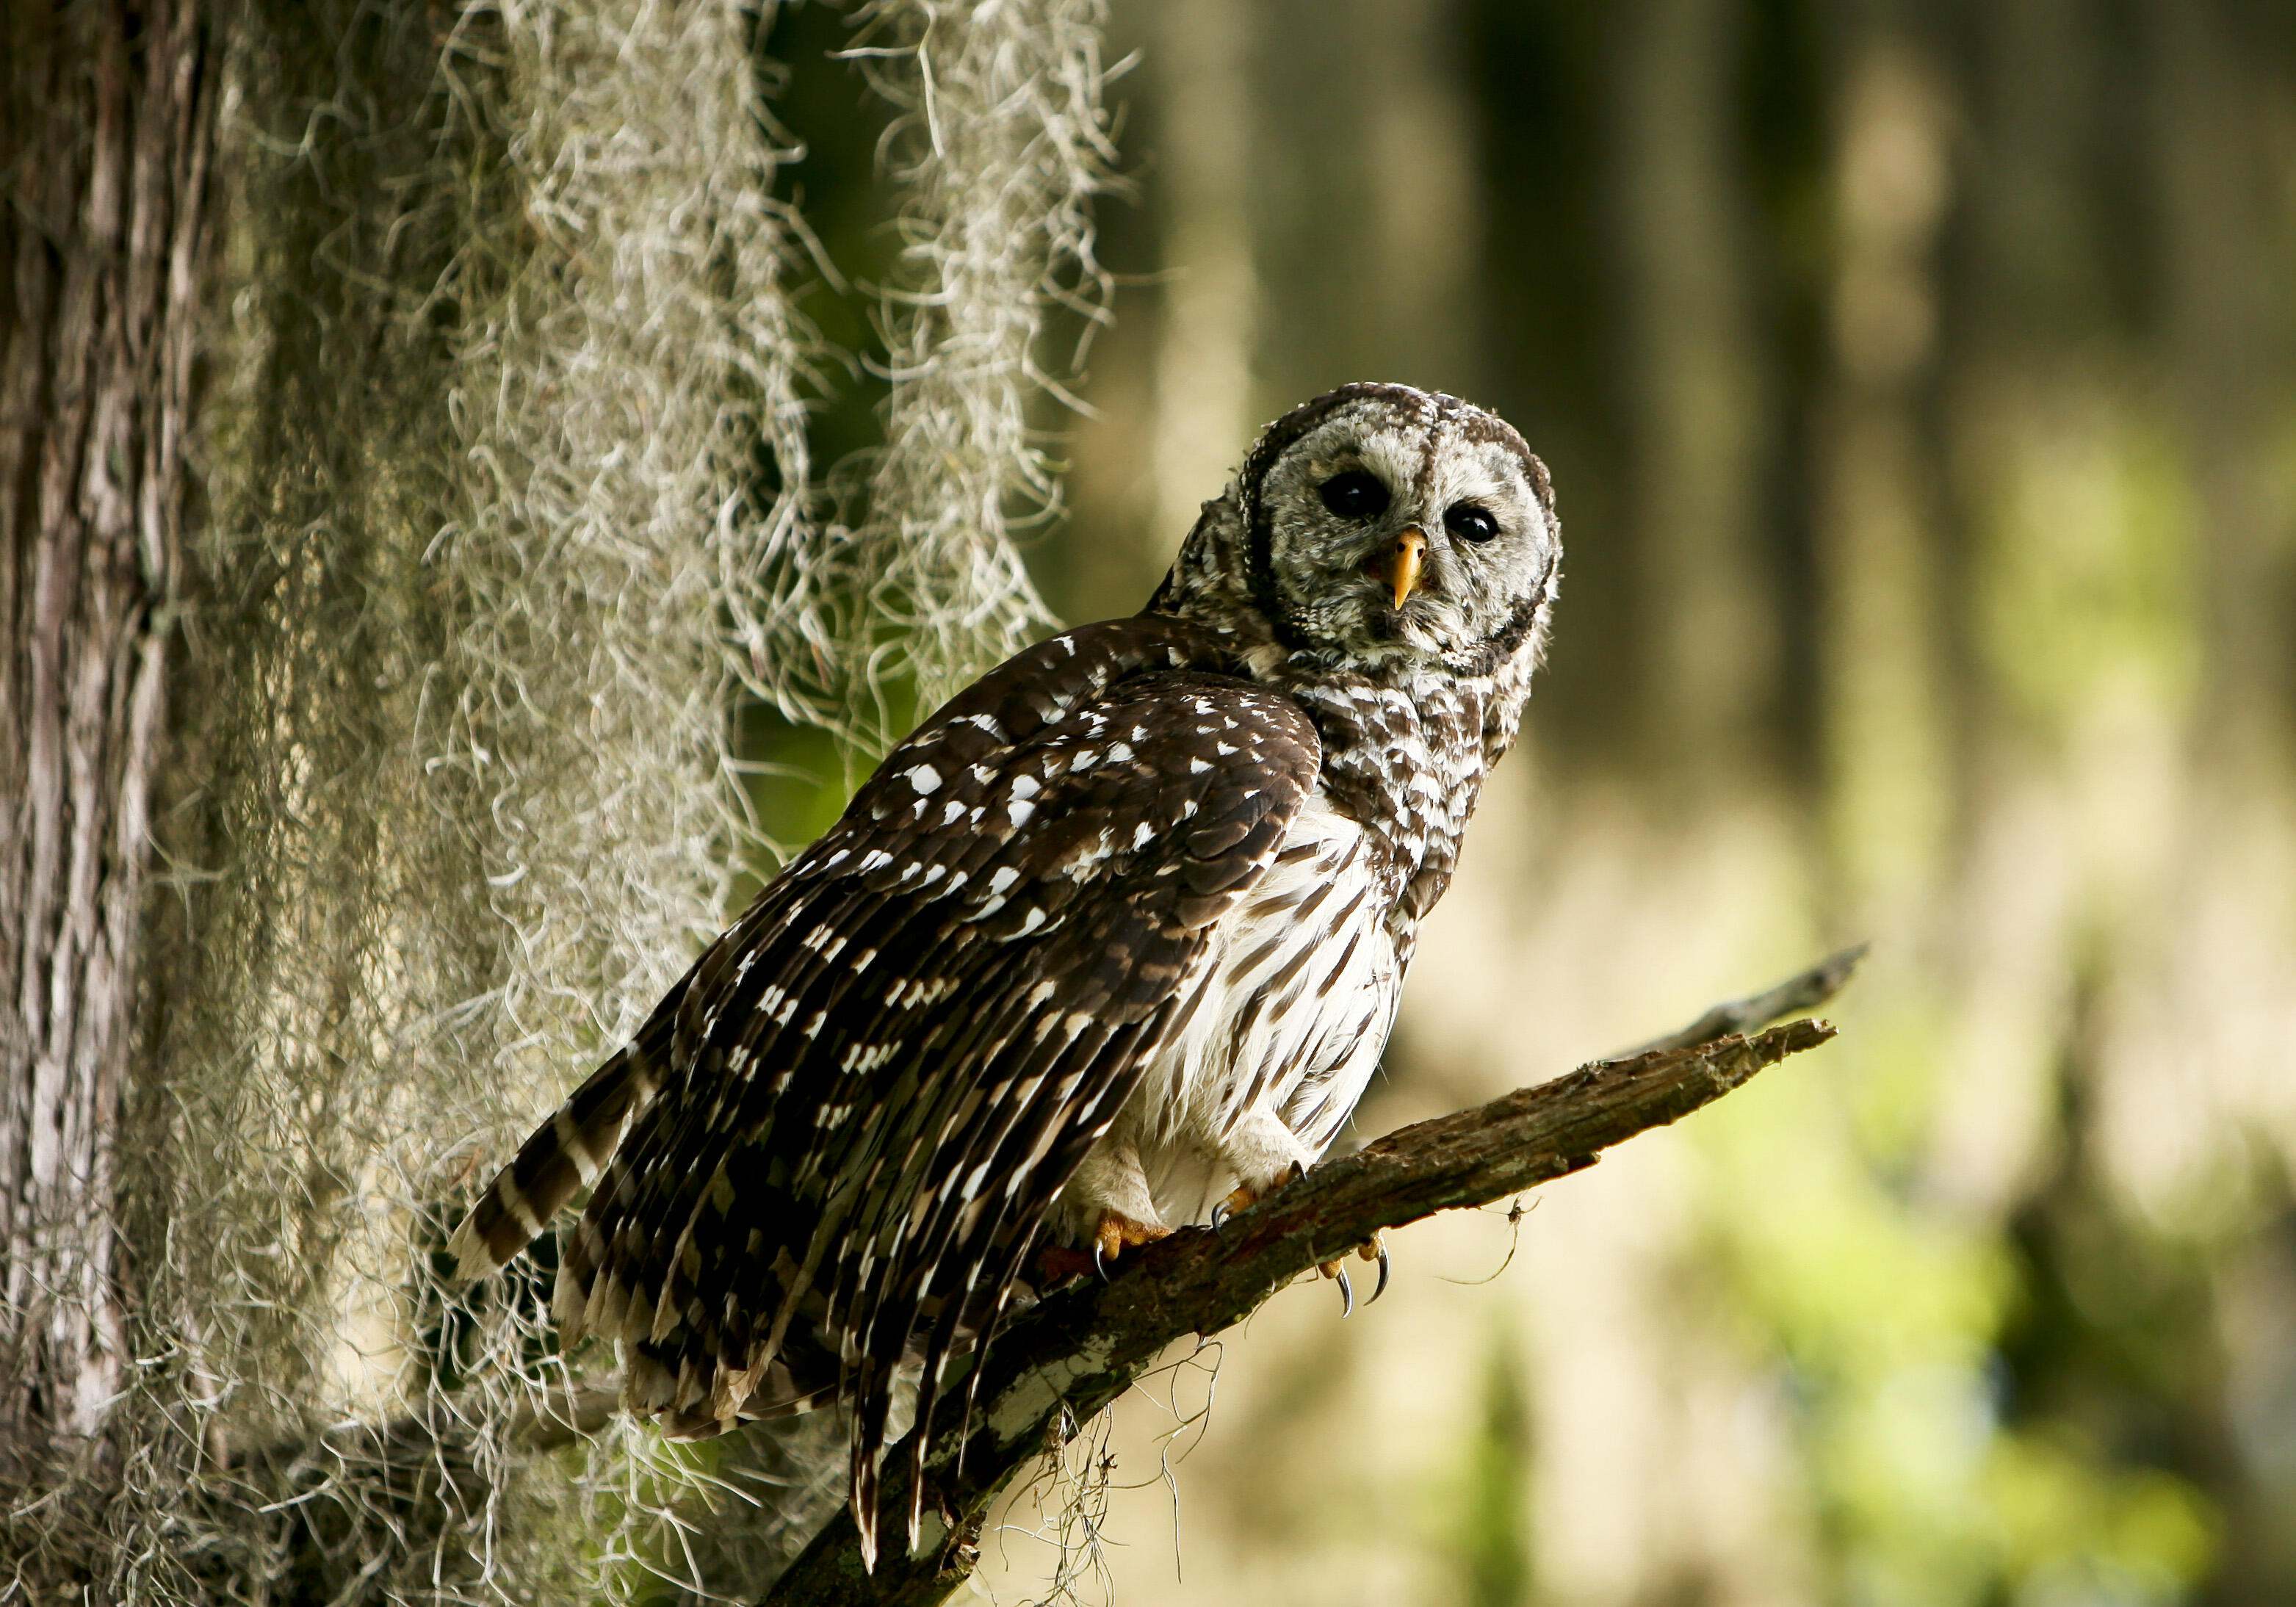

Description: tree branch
[762,950,1860,1606]
[1611,942,1868,1058]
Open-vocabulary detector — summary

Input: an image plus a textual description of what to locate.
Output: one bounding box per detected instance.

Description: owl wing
[451,616,1319,1565]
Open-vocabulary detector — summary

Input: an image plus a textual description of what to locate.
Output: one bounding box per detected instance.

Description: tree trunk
[0,0,219,1484]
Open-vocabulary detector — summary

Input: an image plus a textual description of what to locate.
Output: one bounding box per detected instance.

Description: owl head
[1151,383,1560,685]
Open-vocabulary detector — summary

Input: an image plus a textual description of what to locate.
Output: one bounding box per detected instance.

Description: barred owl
[448,382,1561,1564]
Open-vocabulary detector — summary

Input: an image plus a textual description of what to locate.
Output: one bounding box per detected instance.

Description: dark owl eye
[1445,502,1500,543]
[1318,470,1390,520]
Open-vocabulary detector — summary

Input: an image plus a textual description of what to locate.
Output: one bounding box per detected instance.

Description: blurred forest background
[740,0,2296,1600]
[947,1,2296,1603]
[7,1,2295,1604]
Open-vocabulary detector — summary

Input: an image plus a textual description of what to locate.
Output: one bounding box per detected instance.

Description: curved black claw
[1368,1240,1391,1305]
[1335,1265,1354,1318]
[1209,1200,1232,1236]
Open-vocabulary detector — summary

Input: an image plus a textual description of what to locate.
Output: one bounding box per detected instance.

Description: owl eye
[1445,503,1500,544]
[1318,470,1391,520]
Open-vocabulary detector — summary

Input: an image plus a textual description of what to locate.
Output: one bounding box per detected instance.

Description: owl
[448,382,1561,1564]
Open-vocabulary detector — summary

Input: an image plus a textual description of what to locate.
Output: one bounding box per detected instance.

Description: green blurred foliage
[1452,1334,1539,1607]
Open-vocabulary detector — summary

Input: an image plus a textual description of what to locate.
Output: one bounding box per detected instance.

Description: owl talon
[1315,1238,1385,1315]
[1210,1182,1259,1236]
[1036,1208,1169,1288]
[1091,1209,1170,1278]
[1362,1235,1390,1304]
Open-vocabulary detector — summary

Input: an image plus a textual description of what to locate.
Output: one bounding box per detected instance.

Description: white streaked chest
[1127,793,1401,1160]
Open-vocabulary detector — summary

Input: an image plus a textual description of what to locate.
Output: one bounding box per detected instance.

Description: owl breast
[1116,792,1402,1222]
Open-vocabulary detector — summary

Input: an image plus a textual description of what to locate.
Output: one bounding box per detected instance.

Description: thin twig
[1611,942,1869,1058]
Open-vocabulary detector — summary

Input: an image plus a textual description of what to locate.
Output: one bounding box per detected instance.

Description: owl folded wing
[450,615,1319,1565]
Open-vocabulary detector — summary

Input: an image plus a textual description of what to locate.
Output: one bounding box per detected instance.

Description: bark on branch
[762,948,1861,1606]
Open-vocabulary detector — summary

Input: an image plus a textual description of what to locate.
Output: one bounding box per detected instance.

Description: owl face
[1168,384,1554,686]
[1151,383,1559,685]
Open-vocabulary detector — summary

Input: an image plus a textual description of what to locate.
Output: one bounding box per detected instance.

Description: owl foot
[1362,1234,1391,1302]
[1036,1210,1169,1285]
[1315,1235,1390,1315]
[1090,1209,1170,1279]
[1207,1183,1255,1235]
[1209,1159,1309,1235]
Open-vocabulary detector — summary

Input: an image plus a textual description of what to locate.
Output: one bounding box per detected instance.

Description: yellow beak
[1387,528,1427,610]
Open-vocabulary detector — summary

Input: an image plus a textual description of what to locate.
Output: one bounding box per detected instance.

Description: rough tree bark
[753,948,1860,1606]
[0,0,220,1484]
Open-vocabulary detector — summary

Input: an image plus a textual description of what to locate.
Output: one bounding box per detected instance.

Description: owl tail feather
[444,1044,662,1283]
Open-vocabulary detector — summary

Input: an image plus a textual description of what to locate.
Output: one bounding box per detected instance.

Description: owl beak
[1385,528,1427,610]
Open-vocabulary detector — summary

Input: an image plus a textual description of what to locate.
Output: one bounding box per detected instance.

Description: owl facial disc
[1152,382,1559,682]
